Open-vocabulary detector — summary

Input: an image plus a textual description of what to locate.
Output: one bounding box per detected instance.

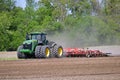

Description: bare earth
[0,45,120,80]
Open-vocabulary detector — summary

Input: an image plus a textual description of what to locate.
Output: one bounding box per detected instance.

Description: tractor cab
[26,32,48,45]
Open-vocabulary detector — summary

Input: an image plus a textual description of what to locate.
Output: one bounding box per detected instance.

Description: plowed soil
[0,57,120,80]
[0,45,120,80]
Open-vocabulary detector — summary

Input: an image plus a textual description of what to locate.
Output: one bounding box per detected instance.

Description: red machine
[64,48,109,58]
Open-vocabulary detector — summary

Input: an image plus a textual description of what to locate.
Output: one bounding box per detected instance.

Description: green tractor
[17,32,63,59]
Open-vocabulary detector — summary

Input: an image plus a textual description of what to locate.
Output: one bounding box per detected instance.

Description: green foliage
[0,0,120,51]
[0,12,12,50]
[0,0,15,12]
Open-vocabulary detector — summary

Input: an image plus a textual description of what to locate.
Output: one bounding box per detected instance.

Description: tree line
[0,0,120,51]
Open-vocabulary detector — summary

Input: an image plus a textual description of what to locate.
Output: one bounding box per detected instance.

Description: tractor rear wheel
[17,45,26,59]
[41,46,51,58]
[35,46,42,58]
[53,45,63,58]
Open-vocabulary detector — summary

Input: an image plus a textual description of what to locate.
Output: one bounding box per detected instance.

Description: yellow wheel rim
[45,48,50,57]
[58,47,63,56]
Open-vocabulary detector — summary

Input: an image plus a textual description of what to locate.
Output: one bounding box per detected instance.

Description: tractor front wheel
[35,46,42,58]
[17,45,26,59]
[35,46,51,58]
[41,46,51,58]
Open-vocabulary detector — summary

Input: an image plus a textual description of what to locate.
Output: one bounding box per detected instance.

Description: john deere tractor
[17,32,63,59]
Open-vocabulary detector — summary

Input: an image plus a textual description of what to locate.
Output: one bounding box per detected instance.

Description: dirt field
[0,57,120,80]
[0,46,120,80]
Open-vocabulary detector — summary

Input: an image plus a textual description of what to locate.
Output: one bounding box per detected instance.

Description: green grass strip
[0,57,18,61]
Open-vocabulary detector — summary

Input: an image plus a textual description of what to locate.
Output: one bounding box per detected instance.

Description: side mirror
[26,33,29,40]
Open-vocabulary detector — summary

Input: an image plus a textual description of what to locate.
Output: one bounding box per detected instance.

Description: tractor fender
[51,43,56,47]
[49,41,57,48]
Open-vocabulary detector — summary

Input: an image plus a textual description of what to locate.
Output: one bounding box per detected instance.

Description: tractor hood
[23,40,37,44]
[20,39,37,54]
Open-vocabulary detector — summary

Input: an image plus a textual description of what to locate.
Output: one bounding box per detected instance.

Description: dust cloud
[88,45,120,56]
[47,31,120,56]
[47,31,83,48]
[47,30,99,48]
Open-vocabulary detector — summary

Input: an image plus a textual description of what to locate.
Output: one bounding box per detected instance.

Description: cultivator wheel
[17,45,26,59]
[86,53,91,58]
[53,45,63,58]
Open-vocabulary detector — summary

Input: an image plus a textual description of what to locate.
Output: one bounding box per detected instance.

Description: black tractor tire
[53,45,63,58]
[48,41,56,57]
[41,46,51,58]
[35,46,51,58]
[35,46,42,58]
[17,45,26,59]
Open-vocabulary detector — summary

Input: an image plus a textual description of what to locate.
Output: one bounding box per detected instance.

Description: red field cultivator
[64,48,110,58]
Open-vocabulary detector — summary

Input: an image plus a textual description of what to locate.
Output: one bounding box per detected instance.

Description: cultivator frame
[64,48,110,58]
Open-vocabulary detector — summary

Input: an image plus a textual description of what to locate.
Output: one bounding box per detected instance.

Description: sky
[15,0,103,10]
[16,0,39,9]
[16,0,26,8]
